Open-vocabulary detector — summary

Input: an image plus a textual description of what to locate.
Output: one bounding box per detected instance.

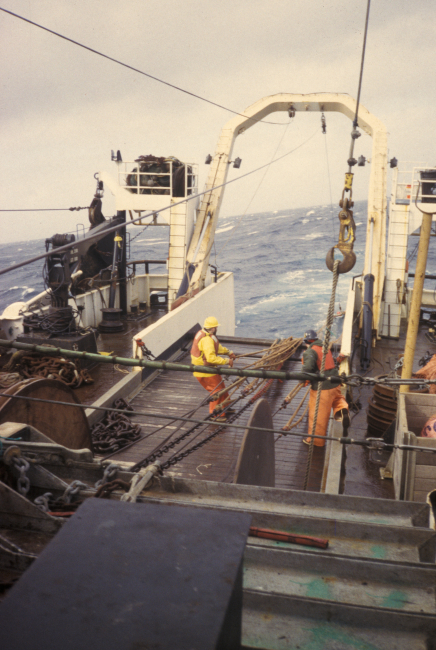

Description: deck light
[205,154,212,164]
[390,157,398,168]
[288,105,295,118]
[233,158,242,169]
[358,156,366,167]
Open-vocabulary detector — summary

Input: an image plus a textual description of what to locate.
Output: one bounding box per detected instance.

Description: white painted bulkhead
[380,164,436,338]
[132,272,235,361]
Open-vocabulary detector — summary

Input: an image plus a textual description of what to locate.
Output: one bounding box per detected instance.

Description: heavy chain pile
[3,351,93,388]
[91,398,142,454]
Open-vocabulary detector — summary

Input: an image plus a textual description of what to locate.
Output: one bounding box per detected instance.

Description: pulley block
[326,196,357,274]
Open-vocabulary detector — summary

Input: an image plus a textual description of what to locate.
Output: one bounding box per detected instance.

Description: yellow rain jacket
[191,330,232,377]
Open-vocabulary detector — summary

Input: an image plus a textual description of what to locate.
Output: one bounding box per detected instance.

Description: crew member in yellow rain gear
[301,329,350,447]
[191,317,236,422]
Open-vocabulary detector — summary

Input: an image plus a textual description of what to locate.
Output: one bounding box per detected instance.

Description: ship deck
[76,313,436,498]
[75,307,166,405]
[105,337,325,492]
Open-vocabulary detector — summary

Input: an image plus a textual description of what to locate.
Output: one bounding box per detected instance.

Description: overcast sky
[1,0,434,243]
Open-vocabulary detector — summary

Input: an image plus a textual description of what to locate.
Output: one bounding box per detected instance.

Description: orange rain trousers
[196,374,229,414]
[307,386,348,447]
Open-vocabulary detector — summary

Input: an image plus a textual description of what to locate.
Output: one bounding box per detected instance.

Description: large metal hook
[326,195,356,274]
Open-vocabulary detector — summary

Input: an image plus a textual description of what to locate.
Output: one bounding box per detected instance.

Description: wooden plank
[414,491,430,503]
[414,478,436,493]
[405,394,436,408]
[415,466,436,480]
[416,453,436,466]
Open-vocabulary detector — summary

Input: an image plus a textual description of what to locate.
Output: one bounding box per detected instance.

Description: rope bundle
[210,336,303,404]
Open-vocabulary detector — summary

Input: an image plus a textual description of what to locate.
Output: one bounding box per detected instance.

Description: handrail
[126,259,167,274]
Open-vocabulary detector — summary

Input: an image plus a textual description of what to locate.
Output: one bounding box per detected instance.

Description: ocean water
[3,198,431,341]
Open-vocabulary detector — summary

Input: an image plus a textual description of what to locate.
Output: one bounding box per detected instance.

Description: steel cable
[303,260,339,491]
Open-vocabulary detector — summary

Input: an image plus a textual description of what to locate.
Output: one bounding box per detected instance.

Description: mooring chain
[162,378,276,470]
[94,463,121,488]
[133,367,278,472]
[162,401,254,470]
[91,399,141,453]
[11,456,31,497]
[132,414,215,471]
[3,353,93,388]
[33,480,88,513]
[303,260,340,491]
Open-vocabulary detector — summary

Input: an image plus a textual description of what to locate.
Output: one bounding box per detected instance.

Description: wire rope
[215,120,293,257]
[303,260,340,491]
[0,207,89,213]
[0,7,286,127]
[0,127,322,279]
[0,390,434,456]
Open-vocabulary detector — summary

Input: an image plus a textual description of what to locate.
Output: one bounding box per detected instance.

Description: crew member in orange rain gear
[301,329,350,447]
[191,317,236,422]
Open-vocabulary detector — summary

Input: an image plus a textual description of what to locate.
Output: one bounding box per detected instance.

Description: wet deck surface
[77,315,435,498]
[109,339,325,492]
[76,308,165,405]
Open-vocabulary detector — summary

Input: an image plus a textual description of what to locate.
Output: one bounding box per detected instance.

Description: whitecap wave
[306,210,315,216]
[301,218,309,224]
[240,293,292,314]
[301,232,323,240]
[216,225,234,234]
[280,270,305,283]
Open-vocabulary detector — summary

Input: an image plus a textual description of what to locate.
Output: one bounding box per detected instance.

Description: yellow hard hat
[204,316,220,329]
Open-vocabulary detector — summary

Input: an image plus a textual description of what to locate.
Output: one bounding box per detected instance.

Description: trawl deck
[110,337,325,491]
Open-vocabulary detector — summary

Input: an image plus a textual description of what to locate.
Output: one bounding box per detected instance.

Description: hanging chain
[12,456,30,497]
[162,378,275,470]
